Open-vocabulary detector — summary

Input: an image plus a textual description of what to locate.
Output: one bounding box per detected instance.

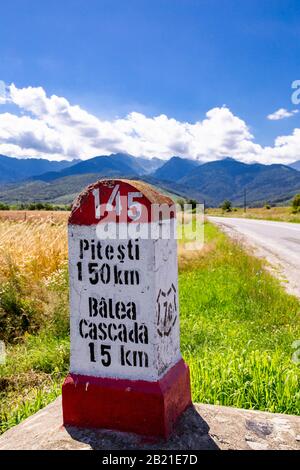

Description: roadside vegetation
[292,193,300,213]
[0,211,299,434]
[207,204,300,223]
[180,222,300,413]
[0,216,69,432]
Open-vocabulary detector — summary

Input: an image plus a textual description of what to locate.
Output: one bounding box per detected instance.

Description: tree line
[220,193,300,213]
[0,202,71,211]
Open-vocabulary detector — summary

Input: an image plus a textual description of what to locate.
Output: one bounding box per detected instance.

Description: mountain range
[0,153,300,207]
[0,154,79,183]
[30,153,164,182]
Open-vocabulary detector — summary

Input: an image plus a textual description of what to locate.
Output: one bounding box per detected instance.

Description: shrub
[221,200,232,212]
[0,281,40,342]
[292,194,300,213]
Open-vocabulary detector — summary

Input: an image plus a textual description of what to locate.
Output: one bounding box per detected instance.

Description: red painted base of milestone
[62,359,191,438]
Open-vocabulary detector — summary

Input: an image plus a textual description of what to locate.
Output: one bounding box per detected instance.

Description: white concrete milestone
[63,179,191,437]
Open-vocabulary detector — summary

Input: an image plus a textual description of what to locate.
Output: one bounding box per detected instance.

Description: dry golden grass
[207,206,300,223]
[0,219,68,284]
[0,217,69,343]
[178,241,216,271]
[0,210,69,223]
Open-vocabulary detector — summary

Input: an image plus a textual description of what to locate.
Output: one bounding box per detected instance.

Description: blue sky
[0,0,300,163]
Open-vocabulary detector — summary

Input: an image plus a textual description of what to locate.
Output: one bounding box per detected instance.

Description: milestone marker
[62,179,191,438]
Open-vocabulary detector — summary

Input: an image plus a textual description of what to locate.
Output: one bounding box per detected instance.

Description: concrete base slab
[0,396,299,450]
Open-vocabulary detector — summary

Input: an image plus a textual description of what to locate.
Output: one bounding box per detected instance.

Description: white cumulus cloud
[267,108,299,121]
[0,83,299,165]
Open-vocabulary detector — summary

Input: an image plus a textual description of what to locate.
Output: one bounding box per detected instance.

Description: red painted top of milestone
[68,179,176,225]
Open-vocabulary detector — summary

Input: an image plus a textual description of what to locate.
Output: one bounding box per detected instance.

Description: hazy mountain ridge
[0,154,79,183]
[0,153,165,184]
[31,153,165,182]
[152,156,201,181]
[31,154,139,182]
[290,160,300,171]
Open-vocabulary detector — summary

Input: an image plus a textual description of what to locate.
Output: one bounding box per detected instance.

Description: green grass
[0,259,70,434]
[0,331,69,433]
[0,220,299,434]
[180,223,300,414]
[206,206,300,223]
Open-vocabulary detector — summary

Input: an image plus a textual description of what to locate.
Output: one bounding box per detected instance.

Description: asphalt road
[209,217,300,297]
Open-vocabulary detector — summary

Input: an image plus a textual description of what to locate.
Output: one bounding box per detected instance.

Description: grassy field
[0,211,299,434]
[206,206,300,223]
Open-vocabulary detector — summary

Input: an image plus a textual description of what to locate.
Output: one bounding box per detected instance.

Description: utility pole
[244,189,247,213]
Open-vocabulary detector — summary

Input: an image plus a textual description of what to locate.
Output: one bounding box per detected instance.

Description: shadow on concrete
[65,405,220,450]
